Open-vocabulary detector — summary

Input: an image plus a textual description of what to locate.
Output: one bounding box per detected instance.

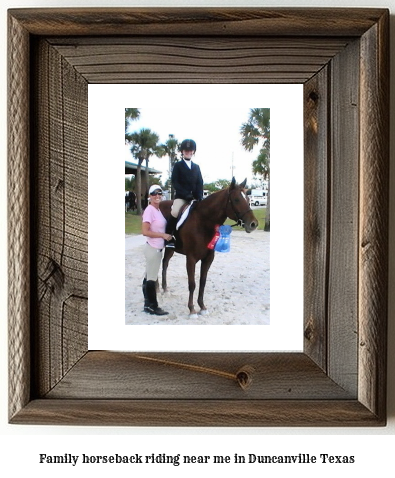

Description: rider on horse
[165,138,204,248]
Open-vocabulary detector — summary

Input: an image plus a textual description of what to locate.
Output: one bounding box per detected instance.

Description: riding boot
[165,215,177,248]
[145,280,169,316]
[142,278,150,312]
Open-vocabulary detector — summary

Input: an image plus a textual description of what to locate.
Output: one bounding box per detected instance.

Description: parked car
[249,195,267,206]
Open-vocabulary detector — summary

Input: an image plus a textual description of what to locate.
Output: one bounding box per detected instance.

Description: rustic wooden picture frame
[8,8,389,426]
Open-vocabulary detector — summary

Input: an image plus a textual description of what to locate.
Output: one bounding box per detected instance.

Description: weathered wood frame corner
[8,8,389,426]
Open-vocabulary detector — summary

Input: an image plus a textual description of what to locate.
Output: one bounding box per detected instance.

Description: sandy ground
[125,229,270,325]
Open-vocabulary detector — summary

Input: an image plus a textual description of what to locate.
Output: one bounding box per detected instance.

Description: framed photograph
[88,83,303,350]
[8,8,389,426]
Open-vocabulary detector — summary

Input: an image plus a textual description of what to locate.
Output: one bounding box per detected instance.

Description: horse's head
[227,178,258,233]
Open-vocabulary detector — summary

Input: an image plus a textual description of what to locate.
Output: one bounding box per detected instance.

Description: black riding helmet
[180,139,196,152]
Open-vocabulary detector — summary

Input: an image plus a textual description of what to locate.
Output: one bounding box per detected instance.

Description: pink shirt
[142,205,167,249]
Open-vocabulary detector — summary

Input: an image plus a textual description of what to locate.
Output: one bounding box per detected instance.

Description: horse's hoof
[198,309,209,316]
[189,313,199,319]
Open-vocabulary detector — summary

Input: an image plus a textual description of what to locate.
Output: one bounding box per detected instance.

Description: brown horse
[159,178,258,318]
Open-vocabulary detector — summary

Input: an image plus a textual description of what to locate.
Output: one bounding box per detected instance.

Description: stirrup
[165,237,176,248]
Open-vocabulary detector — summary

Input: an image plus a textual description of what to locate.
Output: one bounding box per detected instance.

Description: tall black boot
[145,280,169,316]
[165,215,177,248]
[142,278,150,312]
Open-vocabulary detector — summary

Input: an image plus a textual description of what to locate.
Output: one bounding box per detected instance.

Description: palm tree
[240,108,270,231]
[125,108,140,135]
[129,128,161,215]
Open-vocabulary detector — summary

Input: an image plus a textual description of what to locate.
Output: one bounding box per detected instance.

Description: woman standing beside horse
[141,184,172,316]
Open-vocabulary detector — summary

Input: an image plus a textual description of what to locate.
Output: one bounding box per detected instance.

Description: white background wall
[1,1,394,476]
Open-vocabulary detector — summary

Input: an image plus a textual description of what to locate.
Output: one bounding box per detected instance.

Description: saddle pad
[176,201,195,230]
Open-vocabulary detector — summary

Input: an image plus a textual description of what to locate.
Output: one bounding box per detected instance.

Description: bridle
[226,188,253,227]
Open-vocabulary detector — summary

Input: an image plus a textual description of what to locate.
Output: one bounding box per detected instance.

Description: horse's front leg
[186,256,198,318]
[198,250,215,315]
[161,248,174,292]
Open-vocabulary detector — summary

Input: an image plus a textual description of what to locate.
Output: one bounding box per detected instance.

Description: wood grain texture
[358,12,389,419]
[8,7,387,37]
[11,399,383,427]
[327,39,360,396]
[48,37,350,84]
[45,352,354,400]
[30,39,88,397]
[8,13,31,421]
[7,8,389,426]
[304,67,330,370]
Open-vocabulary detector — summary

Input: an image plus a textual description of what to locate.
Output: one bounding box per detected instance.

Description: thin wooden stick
[135,355,254,390]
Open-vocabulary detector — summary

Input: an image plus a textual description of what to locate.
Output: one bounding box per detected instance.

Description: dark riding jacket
[172,160,203,201]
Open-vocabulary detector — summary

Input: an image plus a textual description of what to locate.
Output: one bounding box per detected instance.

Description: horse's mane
[204,187,227,199]
[195,187,227,211]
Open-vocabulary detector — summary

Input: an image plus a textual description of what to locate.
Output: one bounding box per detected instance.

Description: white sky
[125,106,263,185]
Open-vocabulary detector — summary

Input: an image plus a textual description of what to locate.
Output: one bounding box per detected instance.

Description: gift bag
[214,225,232,252]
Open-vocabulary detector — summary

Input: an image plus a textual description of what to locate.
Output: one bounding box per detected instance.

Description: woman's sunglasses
[150,191,162,196]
